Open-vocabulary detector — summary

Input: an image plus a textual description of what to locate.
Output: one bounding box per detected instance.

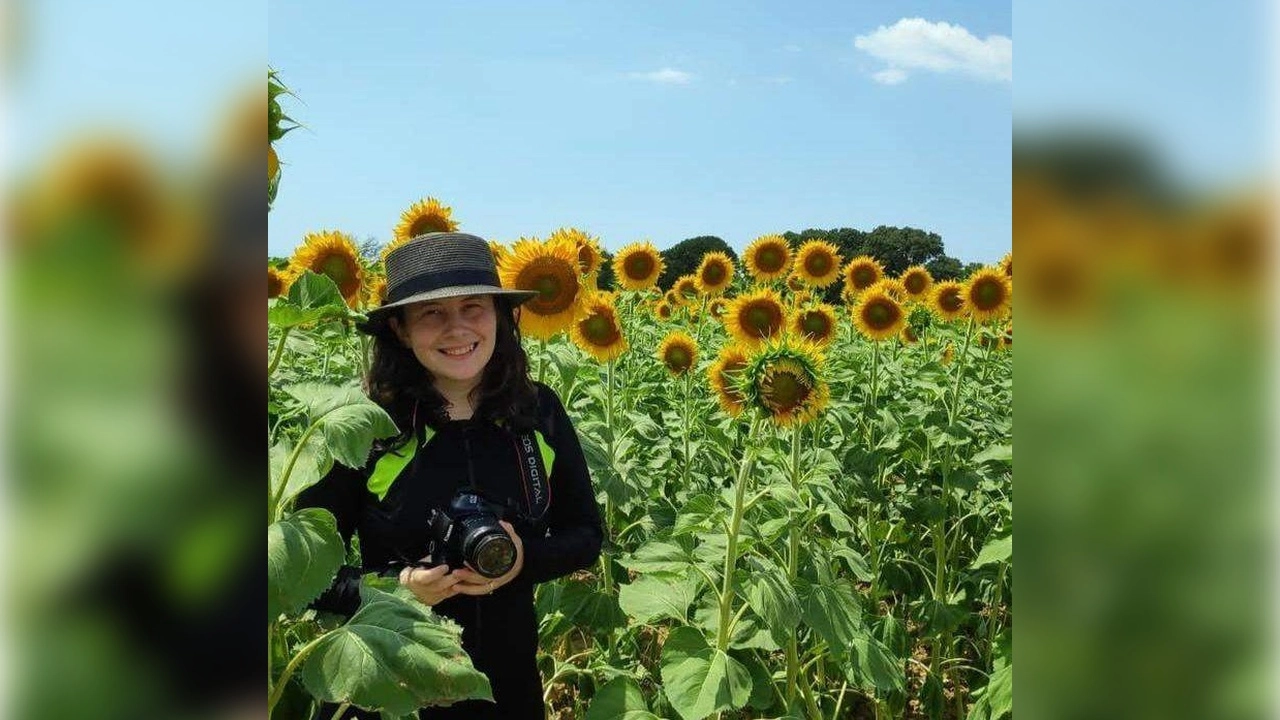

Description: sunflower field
[268,190,1013,720]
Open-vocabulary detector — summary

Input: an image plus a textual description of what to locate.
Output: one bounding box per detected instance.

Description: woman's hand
[399,563,463,606]
[451,521,525,596]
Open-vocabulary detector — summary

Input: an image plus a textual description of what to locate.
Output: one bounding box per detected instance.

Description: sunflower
[655,300,675,321]
[613,241,665,291]
[658,331,698,376]
[498,236,582,339]
[786,274,806,293]
[741,337,830,427]
[794,240,842,287]
[367,275,388,308]
[664,289,684,308]
[268,145,280,181]
[931,281,966,322]
[900,325,920,344]
[1002,321,1013,350]
[743,234,793,282]
[899,265,934,300]
[870,278,908,303]
[288,230,365,306]
[964,267,1013,321]
[708,297,728,319]
[707,344,750,417]
[790,289,814,308]
[998,252,1013,278]
[843,255,884,294]
[674,275,699,302]
[851,286,905,341]
[268,266,287,299]
[571,292,627,362]
[695,252,735,296]
[388,197,458,253]
[791,303,838,347]
[723,288,787,348]
[550,227,603,276]
[489,239,511,268]
[942,343,955,365]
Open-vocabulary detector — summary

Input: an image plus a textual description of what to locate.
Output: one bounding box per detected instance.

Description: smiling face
[389,294,498,392]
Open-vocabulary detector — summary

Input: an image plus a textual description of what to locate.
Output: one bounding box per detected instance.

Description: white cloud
[629,68,694,85]
[873,68,908,85]
[854,18,1012,84]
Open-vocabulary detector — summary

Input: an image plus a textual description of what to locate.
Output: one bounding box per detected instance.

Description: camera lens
[468,532,516,578]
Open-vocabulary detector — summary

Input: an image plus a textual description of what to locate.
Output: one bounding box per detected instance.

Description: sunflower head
[931,281,966,322]
[743,234,793,281]
[571,292,627,362]
[900,325,920,344]
[550,227,603,276]
[696,252,735,295]
[964,268,1013,321]
[674,275,699,302]
[999,252,1013,278]
[389,197,459,252]
[708,297,728,319]
[900,265,934,299]
[786,274,806,293]
[707,344,751,417]
[367,275,388,308]
[655,300,675,321]
[658,331,698,376]
[723,288,787,348]
[498,235,582,339]
[795,240,842,287]
[613,241,665,291]
[489,239,511,268]
[791,303,838,346]
[844,255,884,293]
[851,287,906,341]
[870,278,908,304]
[664,289,684,307]
[268,266,288,299]
[741,337,829,427]
[289,230,365,307]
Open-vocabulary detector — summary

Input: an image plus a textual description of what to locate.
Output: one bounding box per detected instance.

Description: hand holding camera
[398,518,525,604]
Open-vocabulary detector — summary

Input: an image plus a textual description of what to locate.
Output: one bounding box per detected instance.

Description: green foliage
[585,677,662,720]
[658,236,737,290]
[660,626,752,720]
[267,508,346,622]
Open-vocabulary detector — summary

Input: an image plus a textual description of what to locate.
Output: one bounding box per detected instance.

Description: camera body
[423,490,518,579]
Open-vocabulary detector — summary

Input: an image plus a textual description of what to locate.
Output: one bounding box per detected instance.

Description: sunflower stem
[785,422,803,710]
[866,338,881,446]
[601,360,616,596]
[268,326,292,377]
[716,417,761,654]
[947,317,976,426]
[681,366,693,488]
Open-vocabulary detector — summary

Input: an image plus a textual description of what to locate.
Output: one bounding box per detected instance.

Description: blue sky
[268,1,1013,262]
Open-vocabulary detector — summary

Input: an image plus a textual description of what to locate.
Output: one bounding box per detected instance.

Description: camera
[423,491,518,579]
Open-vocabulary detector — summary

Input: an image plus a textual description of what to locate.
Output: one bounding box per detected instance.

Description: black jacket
[297,383,603,719]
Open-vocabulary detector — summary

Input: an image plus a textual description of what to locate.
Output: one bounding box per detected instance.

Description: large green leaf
[285,383,399,469]
[971,533,1012,568]
[268,508,345,621]
[744,558,799,646]
[558,579,627,632]
[268,271,361,328]
[619,538,696,575]
[798,579,864,650]
[619,574,700,625]
[965,661,1013,720]
[843,635,905,695]
[659,627,751,720]
[301,587,492,715]
[584,676,662,720]
[270,432,333,510]
[971,443,1012,465]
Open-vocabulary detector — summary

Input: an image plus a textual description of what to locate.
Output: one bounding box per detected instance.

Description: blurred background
[1,0,1275,719]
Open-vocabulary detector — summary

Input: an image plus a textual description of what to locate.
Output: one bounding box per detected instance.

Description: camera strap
[511,429,552,525]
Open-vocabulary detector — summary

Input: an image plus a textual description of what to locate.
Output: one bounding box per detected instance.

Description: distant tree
[658,236,737,290]
[924,255,965,281]
[596,250,617,291]
[860,226,944,276]
[357,236,383,263]
[960,261,985,279]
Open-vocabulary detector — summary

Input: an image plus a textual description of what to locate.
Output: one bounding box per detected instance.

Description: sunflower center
[862,299,900,331]
[757,247,786,273]
[581,313,620,346]
[409,215,452,237]
[664,347,692,373]
[801,312,831,337]
[972,280,1006,310]
[624,253,656,280]
[319,253,355,288]
[518,258,578,315]
[702,262,727,285]
[761,370,811,414]
[804,253,832,276]
[578,245,596,273]
[853,267,877,288]
[741,301,783,338]
[940,289,963,312]
[268,272,283,298]
[904,274,926,293]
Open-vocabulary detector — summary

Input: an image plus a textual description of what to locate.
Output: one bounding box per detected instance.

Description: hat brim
[356,285,539,335]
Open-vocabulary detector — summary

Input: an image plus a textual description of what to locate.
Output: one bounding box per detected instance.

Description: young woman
[298,232,603,719]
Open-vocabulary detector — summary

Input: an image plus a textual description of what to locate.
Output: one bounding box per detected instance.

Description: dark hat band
[386,268,502,305]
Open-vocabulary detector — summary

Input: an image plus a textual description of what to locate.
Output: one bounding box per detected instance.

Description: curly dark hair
[365,295,539,447]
